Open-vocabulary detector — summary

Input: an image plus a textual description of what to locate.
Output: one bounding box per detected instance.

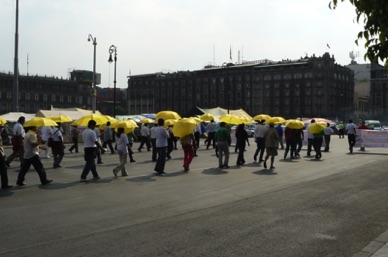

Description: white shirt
[52,127,63,142]
[254,124,268,138]
[346,123,357,135]
[140,125,150,137]
[13,122,25,137]
[41,126,53,141]
[206,122,217,133]
[150,126,157,139]
[94,128,102,144]
[324,127,334,135]
[306,124,314,139]
[82,128,97,148]
[115,133,129,153]
[155,126,169,147]
[23,130,39,159]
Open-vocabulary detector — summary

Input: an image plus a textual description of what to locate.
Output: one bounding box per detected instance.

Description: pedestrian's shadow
[127,174,156,182]
[308,158,323,161]
[0,190,14,197]
[253,169,277,175]
[279,159,299,163]
[202,168,228,175]
[244,162,261,168]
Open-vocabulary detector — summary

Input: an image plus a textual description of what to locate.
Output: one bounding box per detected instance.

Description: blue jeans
[17,155,49,184]
[155,147,167,173]
[81,148,99,179]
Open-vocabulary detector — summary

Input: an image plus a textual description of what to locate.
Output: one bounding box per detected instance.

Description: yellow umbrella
[104,115,118,124]
[24,117,58,127]
[0,117,6,125]
[139,118,155,124]
[200,113,215,121]
[269,116,286,125]
[164,119,177,127]
[190,117,203,125]
[219,114,243,124]
[72,114,109,126]
[172,118,197,137]
[47,115,73,123]
[156,110,182,120]
[253,114,271,122]
[239,115,253,124]
[285,119,305,129]
[308,122,327,134]
[111,120,138,134]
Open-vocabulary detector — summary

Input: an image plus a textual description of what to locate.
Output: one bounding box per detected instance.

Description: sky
[1,0,367,89]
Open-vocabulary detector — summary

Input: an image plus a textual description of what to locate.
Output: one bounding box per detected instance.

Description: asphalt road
[1,136,388,257]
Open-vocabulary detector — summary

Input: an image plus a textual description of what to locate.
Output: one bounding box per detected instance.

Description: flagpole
[12,0,19,112]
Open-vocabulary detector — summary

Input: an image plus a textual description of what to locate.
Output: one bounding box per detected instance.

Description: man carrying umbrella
[215,122,231,169]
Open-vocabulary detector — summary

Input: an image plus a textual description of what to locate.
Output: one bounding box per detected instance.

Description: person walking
[94,126,103,164]
[338,121,345,138]
[295,128,304,157]
[193,123,202,155]
[357,121,369,151]
[166,125,174,160]
[206,120,217,149]
[150,122,158,161]
[41,125,53,158]
[306,119,315,157]
[275,124,284,149]
[127,130,137,163]
[235,123,250,166]
[312,129,324,159]
[16,125,53,186]
[6,116,25,168]
[323,123,334,152]
[0,124,12,189]
[103,122,115,154]
[283,127,297,159]
[263,122,280,170]
[346,119,357,154]
[112,128,129,177]
[80,120,106,182]
[138,123,151,152]
[180,132,196,172]
[253,120,267,163]
[68,125,79,153]
[154,119,169,175]
[215,122,231,169]
[51,123,65,168]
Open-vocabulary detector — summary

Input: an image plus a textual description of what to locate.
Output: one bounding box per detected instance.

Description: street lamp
[87,34,97,113]
[108,45,117,118]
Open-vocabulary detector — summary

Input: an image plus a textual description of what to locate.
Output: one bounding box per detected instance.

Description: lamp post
[108,45,117,118]
[87,34,97,113]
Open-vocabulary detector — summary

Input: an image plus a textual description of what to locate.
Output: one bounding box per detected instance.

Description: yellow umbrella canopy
[72,114,109,126]
[164,119,178,127]
[139,118,155,124]
[156,110,182,121]
[190,117,203,125]
[172,118,197,137]
[308,121,327,134]
[111,120,138,134]
[253,114,271,122]
[239,115,253,124]
[104,115,118,124]
[0,117,6,125]
[219,114,243,125]
[285,119,305,129]
[269,116,286,124]
[199,113,215,121]
[24,117,58,127]
[47,115,73,123]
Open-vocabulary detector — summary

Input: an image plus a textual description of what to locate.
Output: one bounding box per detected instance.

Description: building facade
[128,52,354,120]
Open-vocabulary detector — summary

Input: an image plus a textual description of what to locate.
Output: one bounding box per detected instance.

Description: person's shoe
[130,160,136,163]
[5,163,10,168]
[223,165,229,169]
[154,168,160,173]
[270,166,275,170]
[16,181,26,186]
[138,148,141,152]
[159,171,167,175]
[183,168,189,172]
[113,169,118,178]
[1,185,13,189]
[42,179,53,185]
[69,149,73,153]
[253,156,257,162]
[53,164,62,168]
[263,161,267,169]
[75,151,79,153]
[80,178,87,183]
[97,161,104,164]
[93,176,101,180]
[121,173,128,177]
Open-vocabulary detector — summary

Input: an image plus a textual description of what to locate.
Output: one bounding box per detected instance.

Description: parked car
[231,124,255,137]
[364,120,382,130]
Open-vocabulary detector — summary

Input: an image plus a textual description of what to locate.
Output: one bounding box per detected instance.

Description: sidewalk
[354,230,388,257]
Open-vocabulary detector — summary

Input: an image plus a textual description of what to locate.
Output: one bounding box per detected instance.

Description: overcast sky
[1,0,366,89]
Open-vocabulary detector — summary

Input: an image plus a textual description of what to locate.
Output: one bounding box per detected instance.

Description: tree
[329,0,388,66]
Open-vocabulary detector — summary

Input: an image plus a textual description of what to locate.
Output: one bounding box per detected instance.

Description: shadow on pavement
[202,168,228,175]
[253,169,278,175]
[127,174,156,182]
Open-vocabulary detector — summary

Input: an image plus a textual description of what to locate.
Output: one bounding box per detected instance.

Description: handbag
[48,129,60,147]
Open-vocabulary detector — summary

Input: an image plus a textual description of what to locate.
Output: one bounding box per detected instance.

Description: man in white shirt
[206,120,217,149]
[154,119,169,175]
[80,120,106,182]
[346,119,357,154]
[138,123,151,152]
[6,116,26,167]
[41,126,53,158]
[150,123,158,161]
[253,120,268,163]
[51,123,65,168]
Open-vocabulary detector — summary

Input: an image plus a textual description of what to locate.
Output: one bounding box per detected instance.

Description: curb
[353,230,388,257]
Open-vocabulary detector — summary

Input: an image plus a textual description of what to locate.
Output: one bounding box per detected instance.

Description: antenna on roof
[213,44,215,65]
[229,45,233,63]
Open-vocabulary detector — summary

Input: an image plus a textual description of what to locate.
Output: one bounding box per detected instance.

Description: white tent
[0,112,36,122]
[36,108,102,121]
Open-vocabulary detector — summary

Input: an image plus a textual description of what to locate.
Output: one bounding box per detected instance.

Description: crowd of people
[0,115,377,190]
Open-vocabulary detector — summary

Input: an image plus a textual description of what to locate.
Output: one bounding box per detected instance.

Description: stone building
[127,52,354,119]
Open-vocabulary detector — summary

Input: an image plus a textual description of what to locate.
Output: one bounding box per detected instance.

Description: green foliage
[329,0,388,66]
